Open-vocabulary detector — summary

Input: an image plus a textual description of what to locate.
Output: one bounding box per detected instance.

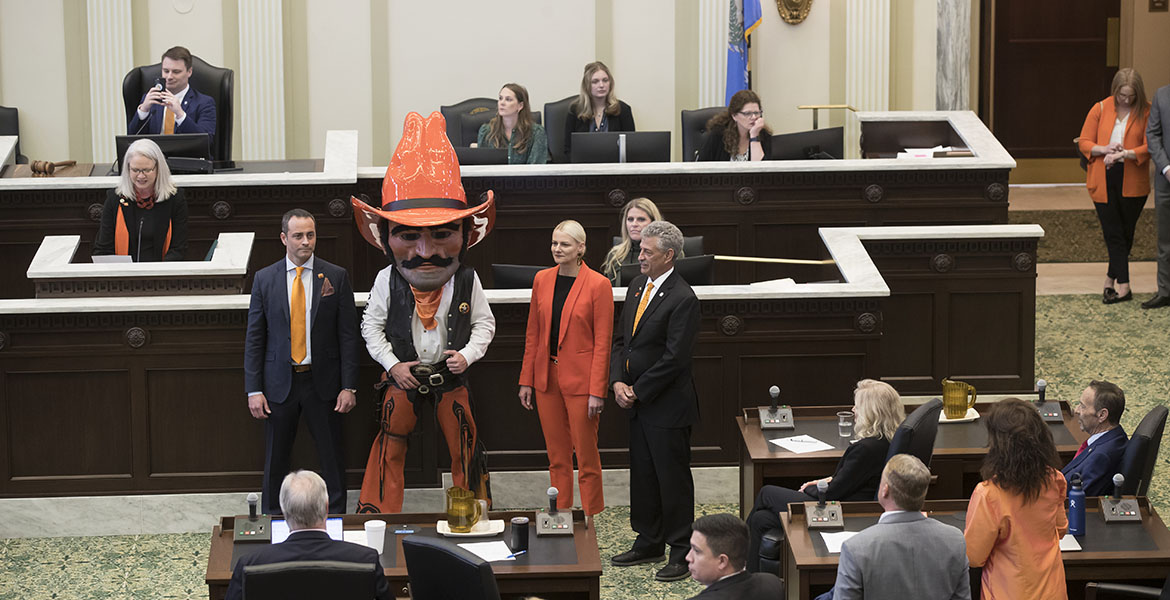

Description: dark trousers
[629,416,693,564]
[1095,165,1147,284]
[263,370,347,515]
[746,485,815,572]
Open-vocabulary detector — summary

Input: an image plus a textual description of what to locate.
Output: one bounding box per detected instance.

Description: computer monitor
[114,133,212,173]
[769,127,844,160]
[570,131,671,164]
[619,254,715,287]
[455,146,508,165]
[491,264,547,289]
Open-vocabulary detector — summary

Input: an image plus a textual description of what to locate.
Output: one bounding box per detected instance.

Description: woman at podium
[92,139,188,262]
[518,220,613,517]
[601,197,662,286]
[744,379,905,572]
[477,83,548,164]
[697,90,772,162]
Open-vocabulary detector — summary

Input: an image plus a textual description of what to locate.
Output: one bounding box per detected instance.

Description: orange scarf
[411,286,443,330]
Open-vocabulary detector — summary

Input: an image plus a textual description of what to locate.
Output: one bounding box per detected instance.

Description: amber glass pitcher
[941,378,977,420]
[445,486,487,533]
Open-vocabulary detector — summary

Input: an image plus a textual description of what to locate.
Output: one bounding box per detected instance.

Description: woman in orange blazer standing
[519,220,614,516]
[1079,67,1151,304]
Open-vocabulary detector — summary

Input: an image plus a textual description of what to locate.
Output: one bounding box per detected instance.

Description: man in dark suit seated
[685,513,784,600]
[128,45,217,145]
[816,454,970,600]
[225,470,390,600]
[1063,380,1128,496]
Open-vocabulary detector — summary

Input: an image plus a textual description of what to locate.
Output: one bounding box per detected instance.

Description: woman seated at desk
[601,197,662,286]
[477,83,548,165]
[93,139,188,262]
[745,379,904,572]
[697,90,772,162]
[964,398,1068,600]
[563,61,636,158]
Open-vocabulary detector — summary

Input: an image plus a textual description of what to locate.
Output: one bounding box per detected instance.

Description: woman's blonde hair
[485,83,535,155]
[573,61,620,121]
[115,139,177,201]
[853,379,904,440]
[602,197,663,280]
[1112,67,1149,121]
[554,219,587,263]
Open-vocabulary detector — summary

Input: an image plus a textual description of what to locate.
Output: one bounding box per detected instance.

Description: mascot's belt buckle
[411,364,444,395]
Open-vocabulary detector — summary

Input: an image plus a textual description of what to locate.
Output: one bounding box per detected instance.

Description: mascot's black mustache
[400,255,454,269]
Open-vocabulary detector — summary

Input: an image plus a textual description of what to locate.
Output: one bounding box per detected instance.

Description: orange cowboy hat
[351,111,495,251]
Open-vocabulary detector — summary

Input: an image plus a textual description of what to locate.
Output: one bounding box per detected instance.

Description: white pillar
[845,0,890,157]
[936,0,971,110]
[698,0,730,108]
[238,0,286,159]
[86,0,134,163]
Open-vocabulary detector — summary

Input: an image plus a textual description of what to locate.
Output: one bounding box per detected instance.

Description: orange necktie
[291,267,307,363]
[632,281,654,333]
[163,108,176,134]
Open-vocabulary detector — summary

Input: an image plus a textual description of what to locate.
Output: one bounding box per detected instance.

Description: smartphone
[154,77,166,91]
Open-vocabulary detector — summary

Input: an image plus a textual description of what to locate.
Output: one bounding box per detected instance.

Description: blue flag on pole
[726,0,762,104]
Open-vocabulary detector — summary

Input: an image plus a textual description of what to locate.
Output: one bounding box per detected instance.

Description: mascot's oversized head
[351,111,495,291]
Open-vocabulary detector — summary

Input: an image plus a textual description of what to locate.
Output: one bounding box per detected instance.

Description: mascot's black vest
[383,264,475,364]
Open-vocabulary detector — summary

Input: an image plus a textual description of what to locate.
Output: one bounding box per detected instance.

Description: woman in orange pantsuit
[519,220,613,516]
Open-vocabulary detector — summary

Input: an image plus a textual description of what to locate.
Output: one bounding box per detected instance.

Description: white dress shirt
[362,266,495,372]
[136,84,190,125]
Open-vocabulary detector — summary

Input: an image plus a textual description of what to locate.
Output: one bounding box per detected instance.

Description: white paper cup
[364,519,386,554]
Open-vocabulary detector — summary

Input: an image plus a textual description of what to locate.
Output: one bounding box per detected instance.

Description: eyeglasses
[129,167,156,175]
[738,111,763,118]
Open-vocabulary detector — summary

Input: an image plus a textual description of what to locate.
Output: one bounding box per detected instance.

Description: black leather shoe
[1142,294,1170,309]
[611,549,665,567]
[1104,290,1132,304]
[1103,287,1118,303]
[654,562,690,582]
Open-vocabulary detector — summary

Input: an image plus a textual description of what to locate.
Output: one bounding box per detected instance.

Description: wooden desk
[780,498,1170,600]
[205,511,602,600]
[738,402,1087,515]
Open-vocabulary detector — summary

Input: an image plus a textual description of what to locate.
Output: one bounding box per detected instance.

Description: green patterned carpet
[1011,210,1158,263]
[2,295,1169,600]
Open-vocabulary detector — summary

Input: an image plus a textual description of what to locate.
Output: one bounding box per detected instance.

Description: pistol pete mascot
[352,111,496,513]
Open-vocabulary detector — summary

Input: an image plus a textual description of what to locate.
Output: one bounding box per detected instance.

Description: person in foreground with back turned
[697,89,772,162]
[816,454,970,600]
[745,379,904,573]
[609,220,701,582]
[964,398,1068,600]
[225,470,390,600]
[601,197,663,286]
[518,220,613,519]
[685,513,784,600]
[93,139,188,262]
[563,61,636,158]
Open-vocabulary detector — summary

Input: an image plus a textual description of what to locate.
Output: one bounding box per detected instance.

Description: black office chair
[611,235,704,258]
[1085,574,1170,599]
[1115,406,1168,496]
[884,398,943,467]
[544,95,576,163]
[402,534,501,600]
[441,98,496,146]
[121,55,234,161]
[242,560,380,600]
[680,106,723,161]
[0,105,28,164]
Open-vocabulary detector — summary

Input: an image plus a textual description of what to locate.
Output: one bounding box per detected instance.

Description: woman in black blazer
[563,61,636,158]
[93,138,188,261]
[697,89,772,161]
[744,379,905,572]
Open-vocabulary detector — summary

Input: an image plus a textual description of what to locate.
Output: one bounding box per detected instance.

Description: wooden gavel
[30,160,77,176]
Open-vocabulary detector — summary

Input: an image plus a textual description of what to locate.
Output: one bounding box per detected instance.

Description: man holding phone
[127,46,217,146]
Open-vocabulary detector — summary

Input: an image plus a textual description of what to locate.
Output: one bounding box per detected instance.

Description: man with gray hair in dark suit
[1143,82,1170,309]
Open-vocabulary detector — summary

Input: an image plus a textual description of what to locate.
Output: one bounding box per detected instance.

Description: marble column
[238,0,286,160]
[936,0,971,110]
[86,0,133,163]
[846,0,890,157]
[698,0,730,107]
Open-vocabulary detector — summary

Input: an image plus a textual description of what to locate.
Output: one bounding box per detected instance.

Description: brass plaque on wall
[1151,0,1168,12]
[776,0,813,24]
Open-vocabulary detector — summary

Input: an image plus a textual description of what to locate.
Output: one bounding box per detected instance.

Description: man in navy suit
[245,209,359,515]
[225,470,390,600]
[127,46,217,147]
[1063,380,1128,497]
[609,220,701,582]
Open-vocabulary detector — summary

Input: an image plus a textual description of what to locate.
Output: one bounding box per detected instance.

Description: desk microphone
[247,492,258,520]
[816,480,829,508]
[1036,379,1047,404]
[1113,473,1125,500]
[769,385,780,412]
[547,486,558,514]
[136,217,145,262]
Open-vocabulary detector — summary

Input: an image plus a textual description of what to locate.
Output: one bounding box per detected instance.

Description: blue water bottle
[1068,475,1085,536]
